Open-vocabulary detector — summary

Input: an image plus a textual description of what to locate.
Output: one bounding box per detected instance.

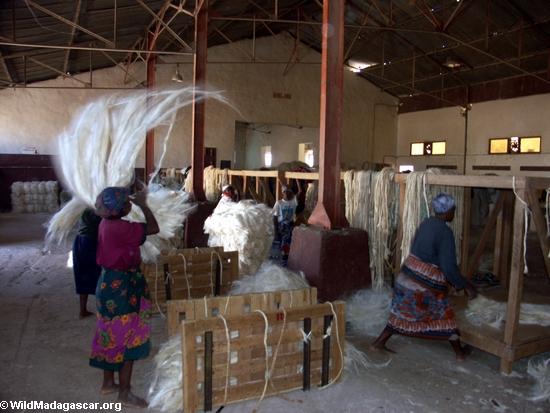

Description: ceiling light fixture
[347,58,378,72]
[172,64,184,82]
[443,56,463,69]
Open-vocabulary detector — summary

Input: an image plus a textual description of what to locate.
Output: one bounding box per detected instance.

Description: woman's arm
[130,191,160,235]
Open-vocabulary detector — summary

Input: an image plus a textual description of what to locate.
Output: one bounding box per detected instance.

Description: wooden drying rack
[392,174,550,373]
[222,169,550,373]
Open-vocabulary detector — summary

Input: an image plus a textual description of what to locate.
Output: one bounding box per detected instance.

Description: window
[410,141,446,156]
[298,143,315,167]
[489,138,508,154]
[399,165,414,173]
[520,137,541,153]
[410,143,424,156]
[488,136,541,154]
[261,145,272,167]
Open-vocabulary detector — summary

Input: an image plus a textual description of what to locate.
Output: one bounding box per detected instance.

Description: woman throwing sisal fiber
[90,187,159,408]
[373,193,477,361]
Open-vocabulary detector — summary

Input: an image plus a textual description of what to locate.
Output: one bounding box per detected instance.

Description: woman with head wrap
[373,193,477,361]
[89,187,159,408]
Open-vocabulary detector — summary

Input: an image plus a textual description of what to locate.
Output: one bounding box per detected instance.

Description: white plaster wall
[243,123,319,169]
[397,93,550,176]
[0,64,145,156]
[0,33,398,171]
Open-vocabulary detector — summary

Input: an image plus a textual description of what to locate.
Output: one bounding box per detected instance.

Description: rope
[210,251,224,295]
[223,295,231,315]
[319,302,344,389]
[512,176,531,274]
[218,314,231,405]
[178,254,191,299]
[252,308,287,413]
[252,310,270,413]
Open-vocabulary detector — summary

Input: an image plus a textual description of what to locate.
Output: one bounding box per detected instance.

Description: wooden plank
[501,190,527,373]
[180,302,345,412]
[303,317,311,390]
[394,174,530,189]
[526,186,550,278]
[167,288,317,336]
[182,321,198,413]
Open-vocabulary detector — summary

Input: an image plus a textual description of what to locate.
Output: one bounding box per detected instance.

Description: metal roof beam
[25,0,114,48]
[382,48,550,91]
[0,41,193,56]
[136,0,193,52]
[28,56,89,86]
[62,0,83,74]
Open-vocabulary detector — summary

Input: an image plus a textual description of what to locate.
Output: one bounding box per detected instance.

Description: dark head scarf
[95,187,130,218]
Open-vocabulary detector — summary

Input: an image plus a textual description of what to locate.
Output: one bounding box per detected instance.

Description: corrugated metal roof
[0,0,549,108]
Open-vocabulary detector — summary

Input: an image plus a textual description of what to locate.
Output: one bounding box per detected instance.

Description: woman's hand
[130,190,148,207]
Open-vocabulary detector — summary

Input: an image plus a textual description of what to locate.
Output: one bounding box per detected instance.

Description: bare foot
[100,383,119,395]
[79,310,94,319]
[118,391,148,409]
[370,343,397,354]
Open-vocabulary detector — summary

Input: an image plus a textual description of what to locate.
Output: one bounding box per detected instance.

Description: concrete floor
[0,213,548,413]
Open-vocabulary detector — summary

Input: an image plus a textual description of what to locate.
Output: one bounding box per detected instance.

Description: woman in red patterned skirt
[373,193,477,361]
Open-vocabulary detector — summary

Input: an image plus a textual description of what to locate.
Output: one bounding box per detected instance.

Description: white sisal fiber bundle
[229,261,309,295]
[400,169,464,263]
[527,355,550,402]
[203,165,219,202]
[466,295,550,328]
[11,180,59,213]
[125,186,196,262]
[147,335,183,412]
[47,87,224,257]
[345,287,392,337]
[204,200,274,275]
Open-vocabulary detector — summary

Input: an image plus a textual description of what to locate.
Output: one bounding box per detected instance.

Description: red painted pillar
[145,33,156,181]
[308,0,345,229]
[191,0,208,202]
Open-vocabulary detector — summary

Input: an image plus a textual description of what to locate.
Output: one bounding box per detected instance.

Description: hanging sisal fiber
[204,200,274,275]
[343,168,399,289]
[400,168,464,264]
[46,87,225,259]
[184,166,229,201]
[466,295,550,328]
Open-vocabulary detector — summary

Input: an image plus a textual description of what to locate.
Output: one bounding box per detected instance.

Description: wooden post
[191,0,208,201]
[526,186,550,278]
[466,194,504,279]
[500,191,514,288]
[501,189,526,373]
[308,0,345,229]
[494,201,504,278]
